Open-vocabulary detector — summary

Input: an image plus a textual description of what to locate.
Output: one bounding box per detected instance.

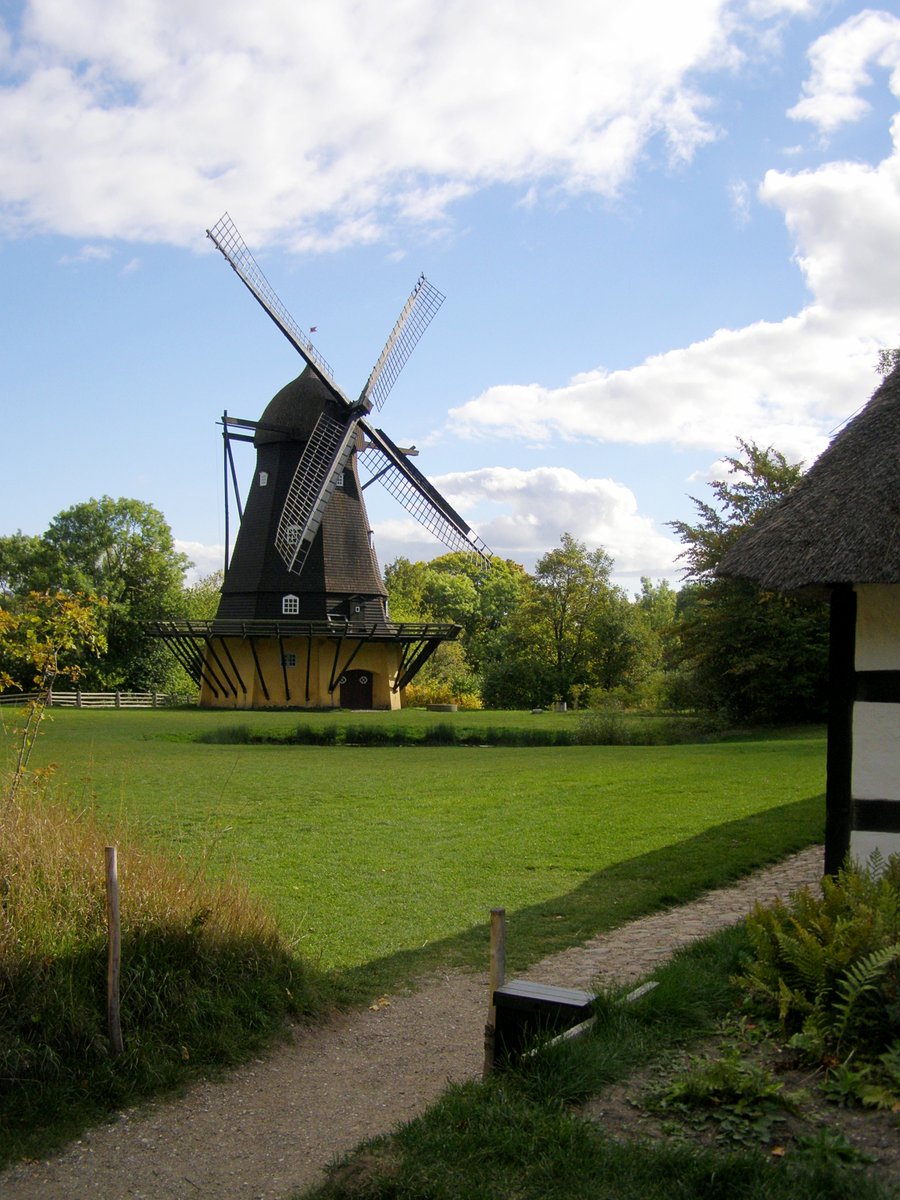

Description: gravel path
[0,846,824,1200]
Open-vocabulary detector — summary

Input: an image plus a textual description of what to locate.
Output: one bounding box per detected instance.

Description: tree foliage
[0,497,190,691]
[0,590,107,800]
[387,536,659,710]
[668,441,829,724]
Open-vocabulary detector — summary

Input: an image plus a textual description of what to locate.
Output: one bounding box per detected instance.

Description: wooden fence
[0,691,195,709]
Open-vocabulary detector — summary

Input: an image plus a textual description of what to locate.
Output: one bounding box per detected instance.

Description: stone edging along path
[0,846,824,1200]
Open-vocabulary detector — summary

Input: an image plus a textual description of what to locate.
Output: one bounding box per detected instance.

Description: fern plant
[736,855,900,1065]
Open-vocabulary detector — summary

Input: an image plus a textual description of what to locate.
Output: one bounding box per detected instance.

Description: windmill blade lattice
[207,213,342,399]
[360,275,445,411]
[276,411,358,574]
[359,423,491,563]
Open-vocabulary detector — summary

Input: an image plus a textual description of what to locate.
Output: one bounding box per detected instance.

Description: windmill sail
[359,422,491,563]
[207,213,352,409]
[275,409,358,574]
[360,275,445,411]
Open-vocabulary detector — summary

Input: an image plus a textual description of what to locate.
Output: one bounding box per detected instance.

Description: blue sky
[2,1,899,592]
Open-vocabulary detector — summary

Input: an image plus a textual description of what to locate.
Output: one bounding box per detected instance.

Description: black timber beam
[825,585,856,876]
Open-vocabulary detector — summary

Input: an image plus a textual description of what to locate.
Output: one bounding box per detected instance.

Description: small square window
[282,594,299,615]
[282,652,297,667]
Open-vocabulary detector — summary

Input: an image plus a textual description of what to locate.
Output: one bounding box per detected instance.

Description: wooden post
[483,907,506,1077]
[105,846,124,1057]
[825,584,856,876]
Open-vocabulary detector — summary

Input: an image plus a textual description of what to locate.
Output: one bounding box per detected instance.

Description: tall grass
[196,713,729,748]
[0,774,326,1165]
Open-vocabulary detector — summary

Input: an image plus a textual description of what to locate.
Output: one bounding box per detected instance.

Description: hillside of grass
[15,709,826,984]
[0,706,827,1167]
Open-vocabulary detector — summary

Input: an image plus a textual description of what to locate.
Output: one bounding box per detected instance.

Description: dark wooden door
[340,669,373,709]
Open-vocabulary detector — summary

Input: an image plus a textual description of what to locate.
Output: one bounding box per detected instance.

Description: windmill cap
[254,368,335,445]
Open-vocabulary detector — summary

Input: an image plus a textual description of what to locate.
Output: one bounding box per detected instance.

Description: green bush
[576,704,631,745]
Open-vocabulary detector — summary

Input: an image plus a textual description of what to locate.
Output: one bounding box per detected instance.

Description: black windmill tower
[154,215,491,710]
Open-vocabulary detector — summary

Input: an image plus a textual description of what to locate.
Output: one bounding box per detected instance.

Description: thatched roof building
[719,367,900,874]
[719,367,900,589]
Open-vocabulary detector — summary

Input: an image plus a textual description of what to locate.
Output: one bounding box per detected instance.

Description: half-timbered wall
[851,584,900,865]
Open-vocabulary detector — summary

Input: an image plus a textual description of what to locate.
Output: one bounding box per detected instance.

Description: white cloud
[446,311,872,465]
[0,0,780,246]
[58,243,113,265]
[448,98,900,464]
[728,178,752,226]
[373,465,680,580]
[787,9,900,134]
[175,539,225,582]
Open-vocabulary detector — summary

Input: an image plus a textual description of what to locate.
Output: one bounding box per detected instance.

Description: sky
[1,0,899,594]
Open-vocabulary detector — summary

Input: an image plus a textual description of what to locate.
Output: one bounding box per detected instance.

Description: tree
[668,441,829,724]
[0,590,106,800]
[384,553,533,703]
[179,570,224,621]
[0,532,57,595]
[386,539,650,709]
[1,497,191,690]
[479,535,644,708]
[669,440,805,581]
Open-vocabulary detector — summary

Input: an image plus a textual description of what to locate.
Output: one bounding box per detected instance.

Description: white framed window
[282,652,297,667]
[284,523,300,547]
[282,594,299,615]
[336,471,345,489]
[259,471,269,487]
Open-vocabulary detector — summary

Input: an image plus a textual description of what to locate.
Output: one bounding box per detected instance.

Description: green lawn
[7,708,827,991]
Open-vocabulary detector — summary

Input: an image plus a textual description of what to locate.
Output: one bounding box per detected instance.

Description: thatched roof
[719,367,900,589]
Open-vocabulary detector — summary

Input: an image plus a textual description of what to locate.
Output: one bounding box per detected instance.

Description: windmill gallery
[152,215,491,711]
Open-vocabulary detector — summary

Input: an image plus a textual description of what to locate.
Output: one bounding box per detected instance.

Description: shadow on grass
[0,929,330,1169]
[331,793,825,1005]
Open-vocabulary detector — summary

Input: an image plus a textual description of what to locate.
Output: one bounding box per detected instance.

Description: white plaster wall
[851,584,899,864]
[852,702,900,800]
[855,584,900,670]
[851,830,900,868]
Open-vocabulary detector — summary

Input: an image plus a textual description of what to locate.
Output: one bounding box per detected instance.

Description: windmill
[153,214,491,710]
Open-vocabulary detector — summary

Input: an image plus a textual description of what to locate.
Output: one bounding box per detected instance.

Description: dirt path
[0,847,824,1200]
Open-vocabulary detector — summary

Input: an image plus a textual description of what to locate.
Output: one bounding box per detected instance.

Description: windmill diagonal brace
[394,638,444,692]
[204,637,239,698]
[278,636,291,702]
[327,628,376,694]
[248,637,271,702]
[217,637,247,695]
[159,633,206,690]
